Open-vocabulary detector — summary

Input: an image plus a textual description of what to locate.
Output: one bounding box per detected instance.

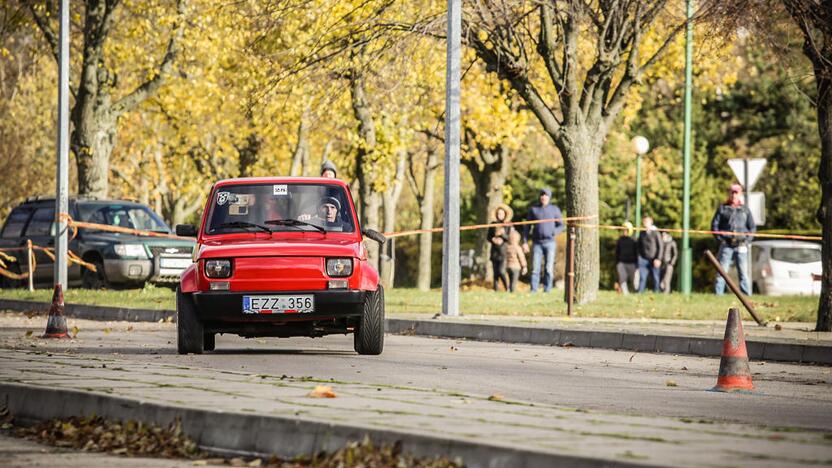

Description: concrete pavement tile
[687,338,721,356]
[528,328,559,345]
[558,330,591,347]
[620,333,658,352]
[654,336,691,355]
[801,345,832,364]
[762,342,805,362]
[588,331,623,349]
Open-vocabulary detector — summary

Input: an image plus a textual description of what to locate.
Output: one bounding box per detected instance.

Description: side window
[1,208,32,239]
[24,208,55,237]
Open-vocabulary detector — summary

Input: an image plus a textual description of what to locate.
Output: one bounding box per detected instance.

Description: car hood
[198,237,361,259]
[81,232,195,248]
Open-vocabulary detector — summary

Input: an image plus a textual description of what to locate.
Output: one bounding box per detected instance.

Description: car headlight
[326,258,353,277]
[205,259,232,278]
[114,244,148,259]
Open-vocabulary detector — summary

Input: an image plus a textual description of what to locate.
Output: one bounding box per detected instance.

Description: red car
[175,177,386,355]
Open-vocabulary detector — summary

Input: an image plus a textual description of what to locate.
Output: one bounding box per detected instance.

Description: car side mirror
[175,224,197,237]
[362,229,386,244]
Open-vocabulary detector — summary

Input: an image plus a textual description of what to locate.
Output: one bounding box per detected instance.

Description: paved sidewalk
[1,348,830,467]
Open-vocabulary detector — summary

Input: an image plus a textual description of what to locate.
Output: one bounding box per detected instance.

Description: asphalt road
[2,313,831,431]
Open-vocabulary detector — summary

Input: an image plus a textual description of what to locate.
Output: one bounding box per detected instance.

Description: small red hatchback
[175,177,386,355]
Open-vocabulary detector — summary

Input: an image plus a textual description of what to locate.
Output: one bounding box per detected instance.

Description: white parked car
[750,240,821,296]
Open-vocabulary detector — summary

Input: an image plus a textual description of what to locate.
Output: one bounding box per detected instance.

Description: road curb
[0,298,173,322]
[0,382,643,468]
[386,319,832,365]
[2,298,829,365]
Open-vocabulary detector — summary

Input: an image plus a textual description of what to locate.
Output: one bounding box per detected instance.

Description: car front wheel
[177,288,204,354]
[354,286,384,355]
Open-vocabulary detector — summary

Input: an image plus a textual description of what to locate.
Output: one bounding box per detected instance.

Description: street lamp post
[632,136,650,228]
[680,0,694,295]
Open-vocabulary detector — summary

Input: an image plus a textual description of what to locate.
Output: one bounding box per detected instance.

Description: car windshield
[78,204,170,233]
[205,183,355,234]
[770,247,821,264]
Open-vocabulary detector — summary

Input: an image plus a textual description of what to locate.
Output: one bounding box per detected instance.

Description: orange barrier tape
[57,212,190,241]
[575,223,822,241]
[383,215,598,239]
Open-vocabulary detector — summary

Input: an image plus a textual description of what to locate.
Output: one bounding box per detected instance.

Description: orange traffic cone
[42,284,70,339]
[712,308,753,392]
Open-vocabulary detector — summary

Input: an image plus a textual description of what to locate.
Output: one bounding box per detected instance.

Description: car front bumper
[191,289,368,337]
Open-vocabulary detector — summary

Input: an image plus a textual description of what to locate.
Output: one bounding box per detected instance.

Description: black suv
[0,197,195,288]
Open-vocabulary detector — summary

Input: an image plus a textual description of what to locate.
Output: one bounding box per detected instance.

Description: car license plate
[160,257,191,269]
[243,295,314,314]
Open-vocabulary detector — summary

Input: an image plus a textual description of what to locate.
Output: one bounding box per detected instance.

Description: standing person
[711,183,756,295]
[320,160,337,178]
[505,229,528,292]
[659,232,678,293]
[487,204,512,291]
[615,222,638,294]
[637,216,663,293]
[521,188,564,293]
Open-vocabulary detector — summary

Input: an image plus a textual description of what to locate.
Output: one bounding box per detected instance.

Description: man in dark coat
[637,216,663,293]
[521,188,564,292]
[615,221,638,294]
[711,183,756,295]
[659,232,678,293]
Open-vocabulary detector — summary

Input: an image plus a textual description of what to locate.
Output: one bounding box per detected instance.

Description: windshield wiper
[214,221,272,234]
[264,218,326,234]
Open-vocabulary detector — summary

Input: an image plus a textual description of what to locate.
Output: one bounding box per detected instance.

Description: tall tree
[27,0,186,198]
[782,0,832,331]
[463,1,716,303]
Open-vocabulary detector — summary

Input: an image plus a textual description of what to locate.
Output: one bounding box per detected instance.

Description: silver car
[751,240,821,296]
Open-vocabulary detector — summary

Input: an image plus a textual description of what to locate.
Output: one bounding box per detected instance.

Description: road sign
[747,192,765,226]
[728,158,766,191]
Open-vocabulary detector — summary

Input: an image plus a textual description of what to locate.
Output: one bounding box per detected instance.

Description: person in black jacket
[487,204,512,291]
[711,183,756,295]
[659,232,678,293]
[637,216,664,293]
[615,222,638,294]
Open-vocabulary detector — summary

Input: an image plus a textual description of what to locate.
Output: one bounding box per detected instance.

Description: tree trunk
[380,151,406,288]
[349,69,380,269]
[558,127,602,304]
[289,115,308,177]
[816,73,832,332]
[417,150,439,291]
[237,133,262,177]
[72,113,116,199]
[463,145,509,282]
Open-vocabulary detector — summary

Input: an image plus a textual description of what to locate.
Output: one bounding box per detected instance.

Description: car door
[22,206,56,284]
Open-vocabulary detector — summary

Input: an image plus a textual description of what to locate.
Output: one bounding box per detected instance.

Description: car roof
[753,239,821,249]
[213,177,351,189]
[16,197,146,208]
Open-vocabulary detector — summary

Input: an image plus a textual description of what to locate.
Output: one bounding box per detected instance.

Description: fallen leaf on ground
[307,385,337,398]
[103,328,111,334]
[774,324,782,331]
[70,326,79,338]
[449,346,458,351]
[25,331,32,337]
[488,393,504,401]
[666,380,678,387]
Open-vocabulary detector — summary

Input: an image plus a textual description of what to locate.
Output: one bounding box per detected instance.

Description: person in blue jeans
[712,183,756,295]
[636,216,664,293]
[521,188,564,292]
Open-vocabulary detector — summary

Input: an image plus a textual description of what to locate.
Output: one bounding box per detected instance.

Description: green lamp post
[632,136,650,228]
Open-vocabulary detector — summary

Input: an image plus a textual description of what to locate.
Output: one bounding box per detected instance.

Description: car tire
[177,288,203,354]
[354,286,384,355]
[81,260,108,290]
[203,333,216,352]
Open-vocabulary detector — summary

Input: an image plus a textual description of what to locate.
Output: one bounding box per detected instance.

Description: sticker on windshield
[273,184,288,196]
[217,191,230,205]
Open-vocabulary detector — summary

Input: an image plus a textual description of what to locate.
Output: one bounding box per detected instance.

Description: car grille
[149,246,192,258]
